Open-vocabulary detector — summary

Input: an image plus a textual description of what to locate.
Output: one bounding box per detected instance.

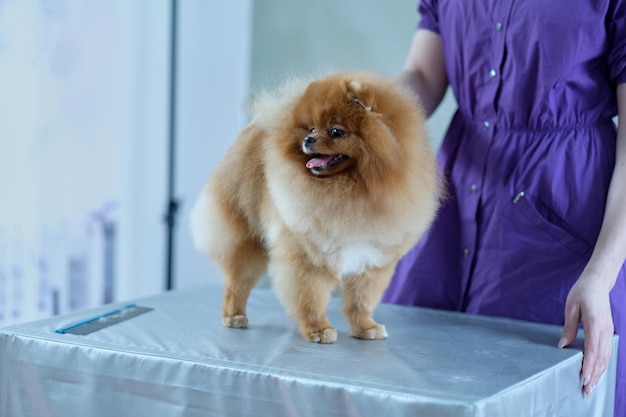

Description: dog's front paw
[306,327,338,344]
[352,324,388,340]
[222,314,248,328]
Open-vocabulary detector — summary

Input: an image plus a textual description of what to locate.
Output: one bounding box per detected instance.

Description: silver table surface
[0,284,618,417]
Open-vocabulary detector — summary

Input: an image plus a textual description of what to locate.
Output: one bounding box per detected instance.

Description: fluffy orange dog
[191,72,440,343]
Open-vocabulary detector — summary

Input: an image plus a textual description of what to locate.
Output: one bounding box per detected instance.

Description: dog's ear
[345,79,374,112]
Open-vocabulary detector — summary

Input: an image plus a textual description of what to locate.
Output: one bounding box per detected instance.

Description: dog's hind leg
[220,240,268,328]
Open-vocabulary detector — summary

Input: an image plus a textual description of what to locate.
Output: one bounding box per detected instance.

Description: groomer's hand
[559,273,614,397]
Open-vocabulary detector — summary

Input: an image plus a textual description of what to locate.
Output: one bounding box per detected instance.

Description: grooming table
[0,284,618,417]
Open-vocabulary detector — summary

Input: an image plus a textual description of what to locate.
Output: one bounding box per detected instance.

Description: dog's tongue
[306,155,335,169]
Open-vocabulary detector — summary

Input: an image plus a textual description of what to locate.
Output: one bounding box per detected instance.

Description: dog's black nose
[304,136,316,145]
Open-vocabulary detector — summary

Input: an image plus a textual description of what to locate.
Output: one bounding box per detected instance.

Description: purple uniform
[383,0,626,413]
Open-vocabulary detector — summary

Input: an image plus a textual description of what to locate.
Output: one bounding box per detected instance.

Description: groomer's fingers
[559,300,580,349]
[580,318,599,393]
[593,334,612,385]
[582,318,613,396]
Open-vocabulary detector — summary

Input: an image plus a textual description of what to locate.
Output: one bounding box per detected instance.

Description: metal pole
[164,0,179,291]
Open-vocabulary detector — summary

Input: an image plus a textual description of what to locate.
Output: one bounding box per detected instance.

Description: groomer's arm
[396,30,449,117]
[560,82,626,396]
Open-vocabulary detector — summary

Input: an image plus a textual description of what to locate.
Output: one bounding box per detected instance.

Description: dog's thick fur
[191,72,440,343]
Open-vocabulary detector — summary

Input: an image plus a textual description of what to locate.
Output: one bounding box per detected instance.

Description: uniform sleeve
[607,0,626,84]
[417,0,440,34]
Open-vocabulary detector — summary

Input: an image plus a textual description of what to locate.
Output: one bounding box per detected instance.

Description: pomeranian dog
[191,72,440,343]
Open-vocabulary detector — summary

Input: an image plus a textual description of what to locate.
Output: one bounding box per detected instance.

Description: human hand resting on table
[558,272,614,397]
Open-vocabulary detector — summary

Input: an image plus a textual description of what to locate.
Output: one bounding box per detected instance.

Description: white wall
[249,0,456,148]
[0,1,252,325]
[119,0,254,294]
[173,1,252,289]
[0,0,140,325]
[116,1,170,302]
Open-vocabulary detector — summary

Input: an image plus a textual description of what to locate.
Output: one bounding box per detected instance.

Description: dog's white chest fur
[263,216,391,279]
[265,179,400,279]
[335,242,389,279]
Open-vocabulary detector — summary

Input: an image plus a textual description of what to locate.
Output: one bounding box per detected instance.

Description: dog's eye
[329,128,345,138]
[309,127,316,133]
